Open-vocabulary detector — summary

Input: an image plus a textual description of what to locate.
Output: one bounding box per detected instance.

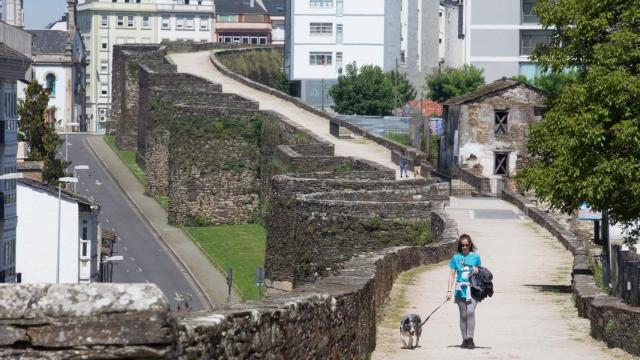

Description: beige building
[0,0,23,27]
[76,0,215,133]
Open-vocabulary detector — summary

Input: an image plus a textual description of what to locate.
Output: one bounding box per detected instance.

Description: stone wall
[111,44,169,150]
[501,190,640,356]
[0,211,457,359]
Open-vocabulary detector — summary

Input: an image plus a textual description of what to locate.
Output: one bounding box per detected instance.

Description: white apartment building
[76,0,215,133]
[285,0,401,107]
[444,0,551,82]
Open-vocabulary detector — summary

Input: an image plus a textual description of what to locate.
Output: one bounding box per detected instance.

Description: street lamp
[73,165,89,193]
[101,255,123,282]
[56,176,78,284]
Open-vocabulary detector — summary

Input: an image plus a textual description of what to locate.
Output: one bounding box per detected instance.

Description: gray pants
[455,296,477,340]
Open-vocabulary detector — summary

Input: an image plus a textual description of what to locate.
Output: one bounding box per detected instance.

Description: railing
[612,245,640,306]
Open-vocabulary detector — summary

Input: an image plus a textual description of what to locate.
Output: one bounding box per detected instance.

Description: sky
[24,0,67,29]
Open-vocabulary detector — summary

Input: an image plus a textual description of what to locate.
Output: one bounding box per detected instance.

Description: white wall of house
[16,184,79,284]
[32,65,71,128]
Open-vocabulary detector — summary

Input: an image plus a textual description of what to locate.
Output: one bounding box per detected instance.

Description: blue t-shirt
[449,252,481,299]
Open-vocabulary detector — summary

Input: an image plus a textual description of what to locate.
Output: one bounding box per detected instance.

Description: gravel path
[373,197,634,360]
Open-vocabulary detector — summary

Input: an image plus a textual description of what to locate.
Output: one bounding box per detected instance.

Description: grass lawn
[104,135,146,185]
[185,224,266,300]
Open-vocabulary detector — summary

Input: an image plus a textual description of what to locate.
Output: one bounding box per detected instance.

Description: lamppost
[57,176,78,284]
[101,255,123,282]
[73,165,89,193]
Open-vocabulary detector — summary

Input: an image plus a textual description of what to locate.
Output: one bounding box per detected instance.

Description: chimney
[67,0,76,32]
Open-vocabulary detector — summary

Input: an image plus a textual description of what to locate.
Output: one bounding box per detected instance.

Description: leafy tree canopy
[510,71,579,102]
[517,0,640,243]
[18,81,69,184]
[424,64,485,102]
[329,62,416,116]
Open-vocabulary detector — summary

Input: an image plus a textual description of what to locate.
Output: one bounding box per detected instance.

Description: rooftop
[215,0,268,15]
[28,30,69,55]
[443,79,546,106]
[0,42,31,63]
[262,0,284,15]
[18,178,100,208]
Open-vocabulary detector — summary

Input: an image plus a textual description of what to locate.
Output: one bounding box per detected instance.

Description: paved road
[168,51,417,179]
[373,197,633,360]
[64,134,207,311]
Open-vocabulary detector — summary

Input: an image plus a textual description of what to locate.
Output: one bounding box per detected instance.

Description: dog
[399,314,422,349]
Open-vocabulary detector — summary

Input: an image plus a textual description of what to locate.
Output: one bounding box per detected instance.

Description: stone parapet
[501,190,640,356]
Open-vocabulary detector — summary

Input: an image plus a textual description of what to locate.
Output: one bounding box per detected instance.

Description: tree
[424,65,485,102]
[18,81,69,184]
[388,70,417,108]
[511,72,579,102]
[516,0,640,243]
[329,62,410,116]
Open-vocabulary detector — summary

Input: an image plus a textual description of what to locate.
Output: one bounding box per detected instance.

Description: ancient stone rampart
[89,43,462,358]
[501,190,640,356]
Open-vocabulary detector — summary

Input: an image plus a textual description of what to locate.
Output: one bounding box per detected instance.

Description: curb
[85,135,221,310]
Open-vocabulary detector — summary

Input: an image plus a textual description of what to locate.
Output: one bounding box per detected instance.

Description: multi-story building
[0,0,23,27]
[21,0,87,132]
[0,20,31,283]
[445,0,551,82]
[263,0,284,44]
[214,0,271,44]
[76,0,215,133]
[285,0,401,107]
[399,0,443,93]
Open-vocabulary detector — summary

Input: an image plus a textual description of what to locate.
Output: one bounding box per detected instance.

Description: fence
[612,245,640,306]
[337,115,409,136]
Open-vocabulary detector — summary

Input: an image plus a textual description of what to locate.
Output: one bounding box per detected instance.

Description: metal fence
[611,245,640,306]
[337,115,409,135]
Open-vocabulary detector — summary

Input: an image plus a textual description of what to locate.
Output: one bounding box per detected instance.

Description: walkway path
[373,197,632,360]
[86,135,241,306]
[168,51,414,179]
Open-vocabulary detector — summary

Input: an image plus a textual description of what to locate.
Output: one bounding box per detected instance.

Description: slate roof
[443,79,545,106]
[0,42,31,63]
[28,29,68,55]
[18,178,100,208]
[215,0,269,15]
[262,0,284,15]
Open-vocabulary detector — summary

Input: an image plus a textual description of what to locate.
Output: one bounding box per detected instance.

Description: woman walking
[446,234,481,349]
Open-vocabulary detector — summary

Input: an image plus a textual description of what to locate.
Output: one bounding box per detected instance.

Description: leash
[419,299,449,328]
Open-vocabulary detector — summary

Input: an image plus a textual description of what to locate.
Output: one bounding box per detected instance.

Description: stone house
[439,79,546,191]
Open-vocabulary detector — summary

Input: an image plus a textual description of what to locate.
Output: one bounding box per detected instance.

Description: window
[101,15,108,27]
[519,62,544,80]
[127,15,134,28]
[45,74,56,97]
[310,0,333,7]
[82,227,88,240]
[81,242,88,257]
[310,22,333,35]
[522,0,539,23]
[176,16,184,29]
[520,30,552,55]
[100,84,108,97]
[336,51,343,70]
[100,37,108,51]
[336,24,343,43]
[218,15,238,22]
[310,52,332,65]
[336,0,343,15]
[259,36,267,44]
[494,111,509,134]
[100,60,108,74]
[185,16,194,30]
[142,15,150,28]
[494,153,509,175]
[162,15,170,29]
[199,16,209,30]
[116,15,124,27]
